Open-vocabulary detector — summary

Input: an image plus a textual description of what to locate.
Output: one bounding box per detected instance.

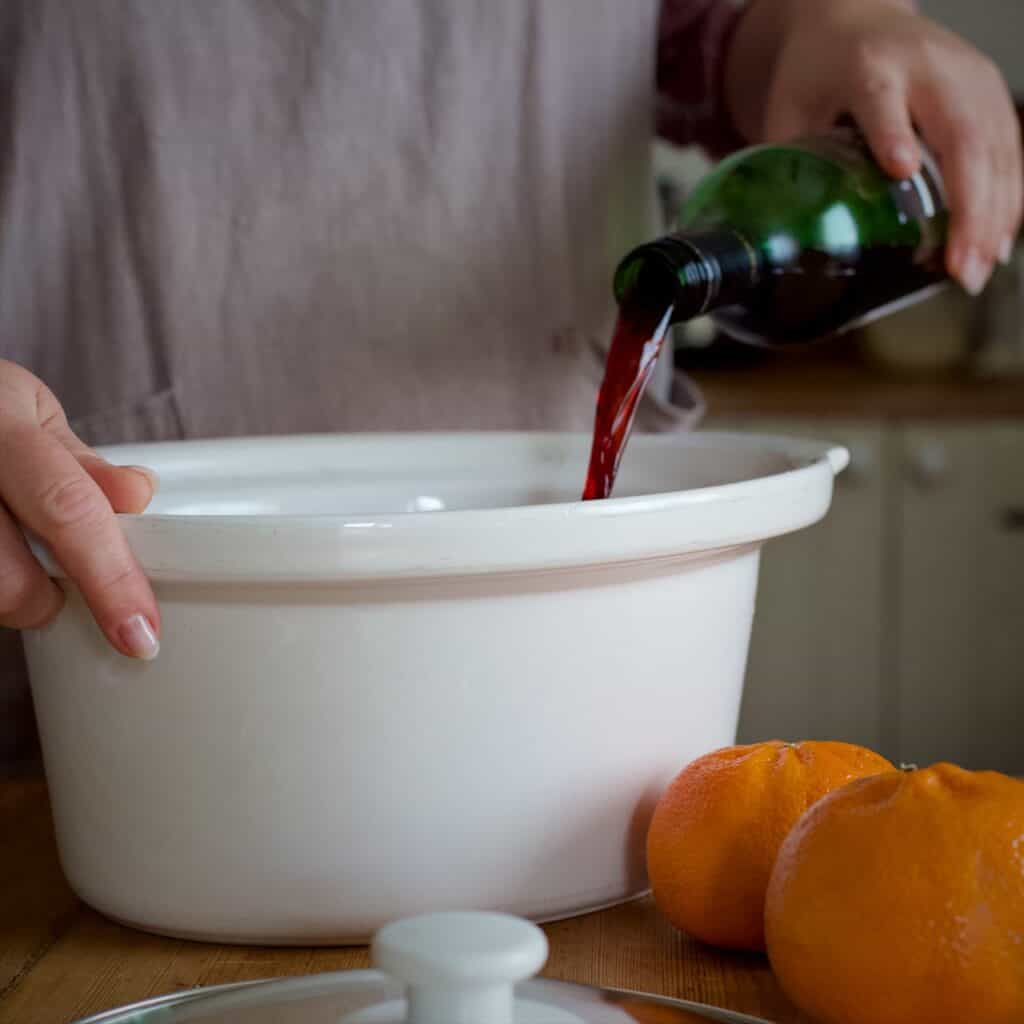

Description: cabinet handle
[907,441,949,490]
[1000,507,1024,530]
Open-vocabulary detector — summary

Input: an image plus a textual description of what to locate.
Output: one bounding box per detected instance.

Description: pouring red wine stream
[582,125,948,501]
[582,300,674,501]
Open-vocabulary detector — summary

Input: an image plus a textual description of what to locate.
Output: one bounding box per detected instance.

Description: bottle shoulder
[679,138,935,254]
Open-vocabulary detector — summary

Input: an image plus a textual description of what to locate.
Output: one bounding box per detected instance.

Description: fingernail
[959,248,990,296]
[999,237,1014,266]
[127,465,160,494]
[117,614,160,660]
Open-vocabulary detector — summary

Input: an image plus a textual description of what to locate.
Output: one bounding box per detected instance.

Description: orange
[765,763,1024,1024]
[646,740,893,950]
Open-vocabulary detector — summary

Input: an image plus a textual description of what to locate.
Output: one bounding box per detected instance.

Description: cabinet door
[709,419,888,753]
[897,424,1024,773]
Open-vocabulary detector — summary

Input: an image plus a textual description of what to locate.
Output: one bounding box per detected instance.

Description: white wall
[919,1,1024,95]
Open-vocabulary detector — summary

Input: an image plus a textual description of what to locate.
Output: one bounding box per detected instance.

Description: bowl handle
[825,445,851,477]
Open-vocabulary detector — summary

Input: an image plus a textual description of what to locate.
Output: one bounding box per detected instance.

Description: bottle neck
[613,229,761,323]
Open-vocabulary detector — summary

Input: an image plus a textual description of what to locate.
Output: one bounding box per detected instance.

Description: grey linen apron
[0,0,708,771]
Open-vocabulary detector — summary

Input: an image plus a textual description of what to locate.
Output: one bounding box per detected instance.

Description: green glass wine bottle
[614,125,949,345]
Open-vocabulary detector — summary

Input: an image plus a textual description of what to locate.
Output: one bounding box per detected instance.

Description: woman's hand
[725,0,1023,295]
[0,359,160,658]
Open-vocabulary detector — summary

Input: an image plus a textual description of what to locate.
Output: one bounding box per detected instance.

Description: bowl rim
[28,431,848,582]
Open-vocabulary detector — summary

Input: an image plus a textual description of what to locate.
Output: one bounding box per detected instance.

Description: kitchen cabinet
[717,420,888,752]
[896,424,1024,773]
[710,416,1024,773]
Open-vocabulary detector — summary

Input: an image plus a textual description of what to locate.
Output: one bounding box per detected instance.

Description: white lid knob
[372,912,549,1024]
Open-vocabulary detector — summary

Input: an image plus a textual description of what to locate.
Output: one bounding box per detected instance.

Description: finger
[913,89,995,294]
[59,436,158,514]
[0,422,160,660]
[1010,110,1023,244]
[945,145,995,295]
[0,501,64,630]
[36,392,158,515]
[994,106,1023,263]
[975,146,1005,278]
[973,86,1018,270]
[762,79,837,144]
[80,457,158,514]
[992,142,1018,266]
[848,74,921,179]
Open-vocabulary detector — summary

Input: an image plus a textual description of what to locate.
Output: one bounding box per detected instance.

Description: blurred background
[659,1,1024,774]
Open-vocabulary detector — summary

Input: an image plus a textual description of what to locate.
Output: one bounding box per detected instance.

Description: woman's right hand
[0,359,160,658]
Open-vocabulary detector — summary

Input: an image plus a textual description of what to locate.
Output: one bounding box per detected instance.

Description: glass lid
[74,913,770,1024]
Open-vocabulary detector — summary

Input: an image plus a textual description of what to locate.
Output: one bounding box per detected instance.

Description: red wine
[582,297,673,501]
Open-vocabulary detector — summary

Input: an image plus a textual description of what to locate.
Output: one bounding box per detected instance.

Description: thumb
[80,457,158,515]
[31,378,159,515]
[66,444,158,515]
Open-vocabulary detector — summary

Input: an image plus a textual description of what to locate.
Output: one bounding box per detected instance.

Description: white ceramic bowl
[23,431,847,945]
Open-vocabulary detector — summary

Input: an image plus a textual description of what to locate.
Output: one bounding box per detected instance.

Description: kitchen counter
[0,779,808,1024]
[680,341,1024,421]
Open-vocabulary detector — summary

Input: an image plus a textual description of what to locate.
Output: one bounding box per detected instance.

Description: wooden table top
[0,779,811,1024]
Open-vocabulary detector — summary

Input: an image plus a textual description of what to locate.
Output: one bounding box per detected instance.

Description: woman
[0,0,1020,768]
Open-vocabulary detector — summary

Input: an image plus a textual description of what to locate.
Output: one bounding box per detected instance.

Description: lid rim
[69,972,772,1024]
